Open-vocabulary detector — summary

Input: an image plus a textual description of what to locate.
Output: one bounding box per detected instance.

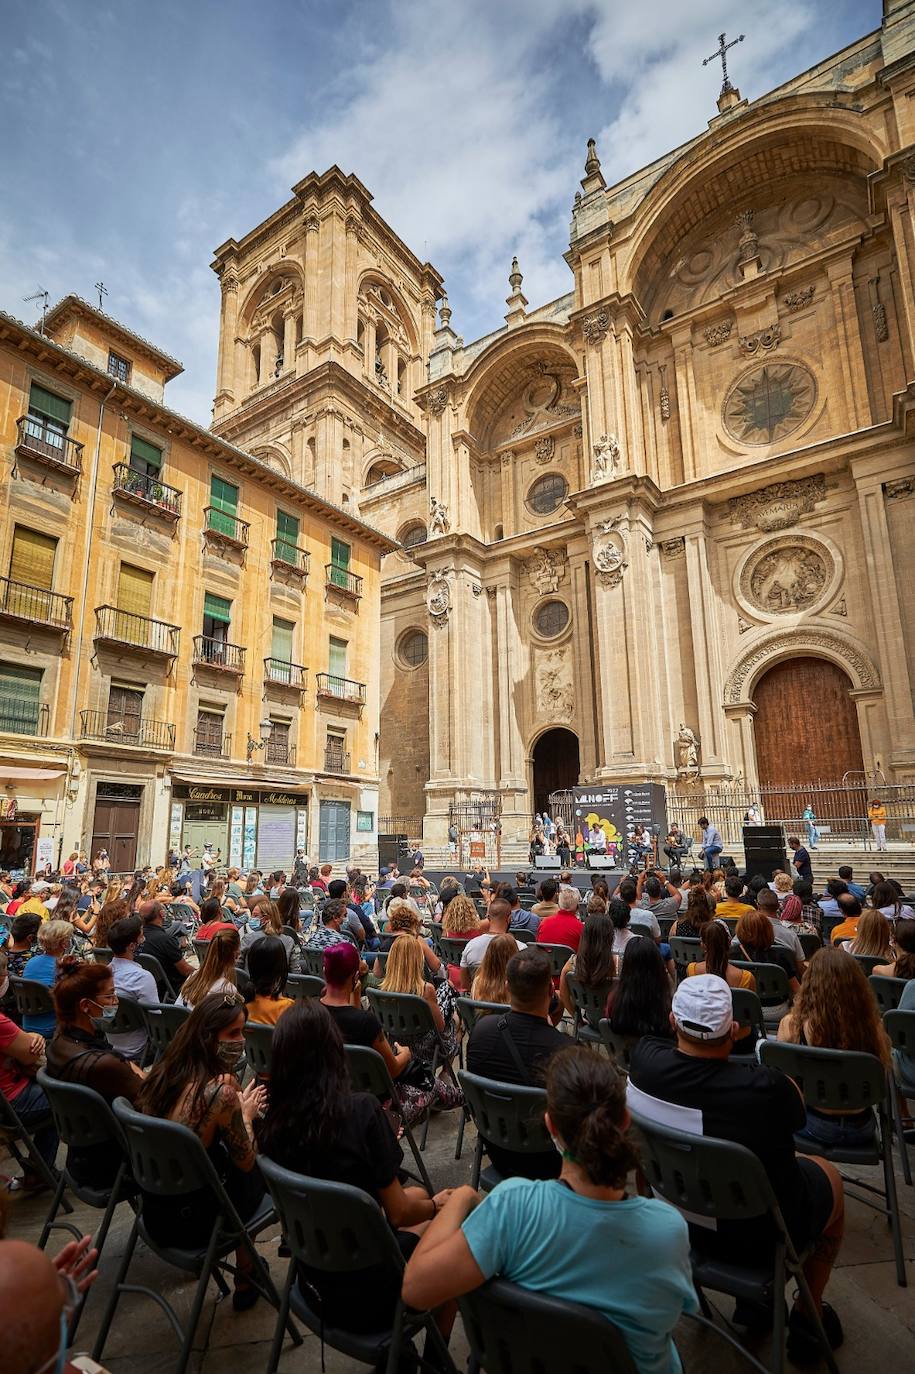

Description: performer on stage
[555,823,571,867]
[664,824,688,868]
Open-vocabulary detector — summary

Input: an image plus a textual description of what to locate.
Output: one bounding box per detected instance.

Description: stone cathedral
[209,0,915,851]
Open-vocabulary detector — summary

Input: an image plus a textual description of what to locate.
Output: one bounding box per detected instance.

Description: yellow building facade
[0,296,393,875]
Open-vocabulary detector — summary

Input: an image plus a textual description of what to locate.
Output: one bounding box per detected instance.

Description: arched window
[527,473,568,515]
[400,522,427,549]
[398,628,428,667]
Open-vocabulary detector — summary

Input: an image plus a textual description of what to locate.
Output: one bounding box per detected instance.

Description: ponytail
[702,920,731,979]
[544,1045,638,1188]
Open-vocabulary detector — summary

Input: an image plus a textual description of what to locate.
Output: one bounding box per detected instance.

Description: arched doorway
[532,728,580,815]
[753,658,863,784]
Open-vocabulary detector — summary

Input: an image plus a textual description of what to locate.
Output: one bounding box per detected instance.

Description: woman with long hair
[244,935,293,1025]
[844,908,894,959]
[103,876,124,908]
[671,886,715,939]
[61,851,78,877]
[607,937,673,1040]
[686,922,756,1044]
[276,886,306,940]
[50,889,93,954]
[470,933,516,1006]
[92,897,128,951]
[870,880,915,922]
[733,909,800,1024]
[136,993,266,1307]
[778,947,892,1146]
[607,897,636,964]
[442,892,487,939]
[177,928,240,1009]
[122,875,146,913]
[874,919,915,980]
[559,911,615,1016]
[401,1045,697,1374]
[381,934,462,1117]
[240,897,301,972]
[257,999,453,1338]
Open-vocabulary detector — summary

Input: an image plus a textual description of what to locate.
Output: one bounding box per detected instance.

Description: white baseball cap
[31,880,50,892]
[671,975,734,1041]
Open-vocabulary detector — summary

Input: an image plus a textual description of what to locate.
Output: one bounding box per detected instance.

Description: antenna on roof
[23,287,49,335]
[94,281,108,311]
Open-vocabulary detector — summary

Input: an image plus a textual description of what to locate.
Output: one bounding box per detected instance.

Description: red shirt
[196,920,236,940]
[536,911,584,953]
[311,879,328,893]
[0,1012,28,1102]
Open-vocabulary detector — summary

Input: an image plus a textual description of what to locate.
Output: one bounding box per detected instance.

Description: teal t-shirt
[462,1176,697,1374]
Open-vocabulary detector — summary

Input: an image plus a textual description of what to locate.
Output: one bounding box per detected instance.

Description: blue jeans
[796,1109,875,1149]
[703,847,722,871]
[10,1079,59,1170]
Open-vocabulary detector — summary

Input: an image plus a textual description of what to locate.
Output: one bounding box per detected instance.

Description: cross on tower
[702,31,744,95]
[95,280,108,311]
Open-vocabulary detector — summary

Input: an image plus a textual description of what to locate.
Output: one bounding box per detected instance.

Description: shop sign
[243,807,257,868]
[185,803,227,822]
[173,785,226,803]
[229,805,244,867]
[172,784,307,804]
[260,791,300,807]
[169,802,183,853]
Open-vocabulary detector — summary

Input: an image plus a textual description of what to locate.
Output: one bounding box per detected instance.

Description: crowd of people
[1,846,914,1373]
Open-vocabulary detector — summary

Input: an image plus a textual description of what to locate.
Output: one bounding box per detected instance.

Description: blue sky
[0,0,878,423]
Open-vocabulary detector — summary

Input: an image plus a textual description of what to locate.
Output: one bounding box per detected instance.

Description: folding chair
[459,1277,637,1374]
[759,1040,905,1287]
[535,942,577,977]
[730,987,767,1052]
[565,975,613,1046]
[10,975,56,1023]
[366,988,457,1148]
[630,1108,838,1374]
[869,975,909,1014]
[344,1043,433,1192]
[0,1080,70,1202]
[885,1008,915,1184]
[669,937,701,979]
[457,1069,550,1192]
[851,953,886,977]
[820,914,845,946]
[658,917,676,942]
[284,973,324,1001]
[258,1157,455,1374]
[511,928,538,945]
[300,946,326,977]
[136,951,176,1003]
[369,950,390,976]
[428,921,444,955]
[93,1099,299,1374]
[598,1019,635,1073]
[439,936,470,972]
[35,1071,136,1338]
[730,961,790,1016]
[106,993,152,1065]
[455,996,510,1037]
[243,1021,275,1078]
[192,938,211,964]
[139,1000,191,1059]
[92,946,114,964]
[797,931,822,960]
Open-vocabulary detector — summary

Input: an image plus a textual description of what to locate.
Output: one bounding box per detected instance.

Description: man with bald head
[0,1232,101,1374]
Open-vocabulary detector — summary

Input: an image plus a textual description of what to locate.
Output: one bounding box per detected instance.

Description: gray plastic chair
[869,975,908,1014]
[366,988,456,1149]
[669,936,701,978]
[300,945,326,977]
[284,973,325,1001]
[439,936,470,969]
[535,942,577,977]
[0,1078,70,1204]
[511,928,538,945]
[343,1043,433,1192]
[730,987,767,1050]
[598,1019,635,1072]
[798,931,822,960]
[369,949,390,975]
[851,953,887,977]
[192,938,211,964]
[139,1000,191,1058]
[106,993,151,1064]
[759,1039,905,1286]
[457,1069,550,1192]
[885,1008,915,1184]
[10,975,56,1021]
[459,1277,637,1374]
[136,951,176,1003]
[92,946,114,964]
[630,1108,838,1374]
[243,1021,275,1078]
[730,960,790,1007]
[456,996,510,1037]
[258,1156,454,1374]
[92,1099,298,1374]
[565,975,613,1045]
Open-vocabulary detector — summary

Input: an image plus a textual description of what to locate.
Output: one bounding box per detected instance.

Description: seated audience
[319,940,412,1080]
[460,899,522,990]
[843,908,894,961]
[136,993,266,1309]
[687,919,756,988]
[778,947,891,1146]
[244,935,294,1024]
[629,974,845,1358]
[756,888,805,972]
[635,870,682,921]
[530,879,559,920]
[829,893,863,946]
[470,933,516,1006]
[402,1045,698,1374]
[608,896,637,963]
[0,991,58,1186]
[177,928,240,1008]
[559,911,615,1019]
[874,918,915,980]
[871,880,915,922]
[195,896,237,940]
[715,874,755,921]
[837,865,866,901]
[140,900,194,997]
[91,897,129,953]
[670,886,715,939]
[107,916,157,1062]
[306,896,360,951]
[784,883,822,938]
[441,892,487,939]
[732,909,800,1024]
[816,879,849,919]
[535,885,583,952]
[607,937,673,1042]
[240,898,301,972]
[22,921,73,1039]
[5,913,41,980]
[466,947,565,1180]
[382,935,462,1114]
[504,886,540,936]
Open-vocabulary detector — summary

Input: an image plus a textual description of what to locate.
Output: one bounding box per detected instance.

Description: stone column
[683,524,729,772]
[498,451,515,535]
[888,184,915,380]
[495,579,527,790]
[616,322,645,476]
[216,272,239,402]
[282,310,297,371]
[344,216,359,343]
[825,255,871,429]
[670,324,699,483]
[303,214,320,343]
[723,703,757,780]
[591,569,634,766]
[257,328,273,387]
[233,337,249,401]
[364,316,377,383]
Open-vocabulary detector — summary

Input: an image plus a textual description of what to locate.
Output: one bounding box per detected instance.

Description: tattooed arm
[207,1077,265,1171]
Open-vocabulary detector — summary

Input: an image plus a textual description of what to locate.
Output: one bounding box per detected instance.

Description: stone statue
[527,545,566,595]
[426,570,452,625]
[676,723,700,773]
[536,650,574,720]
[592,433,621,483]
[429,497,450,536]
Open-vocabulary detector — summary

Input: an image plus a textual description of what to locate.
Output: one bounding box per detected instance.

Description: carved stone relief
[429,497,450,536]
[737,533,839,619]
[427,386,449,414]
[536,648,574,720]
[728,474,826,531]
[658,364,671,422]
[704,320,733,347]
[534,434,555,465]
[592,522,628,588]
[591,433,621,484]
[660,537,685,558]
[738,323,781,356]
[725,628,881,703]
[581,309,609,344]
[784,285,815,313]
[426,570,452,626]
[527,546,567,595]
[885,477,915,501]
[722,362,816,446]
[491,361,581,448]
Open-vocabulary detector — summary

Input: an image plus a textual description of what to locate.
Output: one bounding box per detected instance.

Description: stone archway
[752,657,863,784]
[532,728,580,815]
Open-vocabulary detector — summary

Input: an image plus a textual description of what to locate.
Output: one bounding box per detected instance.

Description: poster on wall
[243,807,257,869]
[35,835,56,872]
[296,807,307,855]
[169,803,183,856]
[229,806,244,868]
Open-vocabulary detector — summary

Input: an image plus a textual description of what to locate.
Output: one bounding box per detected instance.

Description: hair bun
[57,954,83,977]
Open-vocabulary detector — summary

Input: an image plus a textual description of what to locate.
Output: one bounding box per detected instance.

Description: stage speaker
[534,855,561,869]
[745,824,784,845]
[742,846,787,882]
[378,834,406,869]
[587,855,617,870]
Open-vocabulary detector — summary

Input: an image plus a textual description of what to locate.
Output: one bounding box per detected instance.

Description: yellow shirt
[18,897,50,920]
[715,900,754,920]
[246,994,294,1025]
[868,805,887,824]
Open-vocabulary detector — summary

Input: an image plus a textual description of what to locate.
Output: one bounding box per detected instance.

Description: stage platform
[407,868,626,896]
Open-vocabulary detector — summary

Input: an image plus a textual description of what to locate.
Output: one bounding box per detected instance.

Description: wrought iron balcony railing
[325,564,363,598]
[264,658,307,691]
[265,738,296,767]
[203,507,249,547]
[270,538,310,576]
[112,463,182,518]
[192,636,246,674]
[0,699,49,738]
[315,673,366,704]
[16,416,83,473]
[80,709,175,751]
[193,731,232,758]
[0,576,73,631]
[94,606,180,657]
[323,747,351,774]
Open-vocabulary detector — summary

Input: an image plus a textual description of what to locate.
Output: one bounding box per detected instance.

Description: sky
[0,0,879,424]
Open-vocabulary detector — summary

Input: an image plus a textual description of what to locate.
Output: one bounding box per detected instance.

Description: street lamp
[246,718,272,761]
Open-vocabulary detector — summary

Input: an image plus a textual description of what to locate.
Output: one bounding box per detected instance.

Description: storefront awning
[0,766,66,782]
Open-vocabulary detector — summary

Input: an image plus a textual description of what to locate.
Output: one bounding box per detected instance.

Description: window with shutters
[208,475,239,537]
[115,564,154,644]
[202,592,231,642]
[325,729,346,770]
[9,527,57,590]
[266,718,291,764]
[108,351,131,384]
[271,617,294,664]
[106,685,143,739]
[328,636,348,680]
[27,383,71,449]
[129,435,162,476]
[275,510,299,564]
[0,663,42,735]
[329,537,350,589]
[195,708,226,756]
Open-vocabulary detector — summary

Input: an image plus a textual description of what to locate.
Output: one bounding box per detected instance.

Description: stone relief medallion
[426,570,452,626]
[722,360,816,446]
[536,648,574,720]
[736,534,840,622]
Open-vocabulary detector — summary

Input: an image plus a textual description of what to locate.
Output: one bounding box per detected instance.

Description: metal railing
[94,606,180,656]
[80,709,175,751]
[324,747,351,774]
[264,657,307,690]
[0,699,49,737]
[362,463,427,492]
[112,463,182,517]
[325,564,363,597]
[203,507,250,546]
[270,539,310,575]
[194,731,231,758]
[265,738,296,767]
[0,576,73,630]
[315,673,366,704]
[192,635,246,673]
[16,416,83,472]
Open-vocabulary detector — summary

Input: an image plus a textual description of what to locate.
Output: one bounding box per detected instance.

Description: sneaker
[787,1302,844,1362]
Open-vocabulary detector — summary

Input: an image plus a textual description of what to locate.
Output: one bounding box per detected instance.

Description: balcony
[270,539,310,581]
[265,738,296,767]
[323,746,351,774]
[79,709,175,751]
[0,577,73,633]
[264,658,307,693]
[15,416,83,476]
[194,731,232,759]
[325,564,363,600]
[316,673,366,705]
[112,464,181,520]
[192,635,246,675]
[203,507,249,551]
[94,606,180,659]
[0,699,49,738]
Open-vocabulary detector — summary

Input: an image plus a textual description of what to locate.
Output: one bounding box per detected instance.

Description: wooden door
[91,798,140,872]
[753,658,863,784]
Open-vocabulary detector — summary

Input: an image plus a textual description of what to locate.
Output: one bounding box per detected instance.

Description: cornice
[43,295,184,379]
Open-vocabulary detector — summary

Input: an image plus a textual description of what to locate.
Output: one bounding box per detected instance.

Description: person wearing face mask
[45,960,144,1191]
[135,993,266,1310]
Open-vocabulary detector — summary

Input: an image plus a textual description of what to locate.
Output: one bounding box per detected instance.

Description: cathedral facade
[210,1,915,851]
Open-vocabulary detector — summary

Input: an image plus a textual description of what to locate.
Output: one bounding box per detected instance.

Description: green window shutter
[0,663,42,734]
[271,617,294,663]
[130,436,162,473]
[275,510,300,564]
[329,636,347,678]
[28,384,71,427]
[10,527,57,589]
[203,592,231,623]
[330,538,350,588]
[209,475,239,537]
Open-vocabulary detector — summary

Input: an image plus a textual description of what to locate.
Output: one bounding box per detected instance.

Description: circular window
[398,629,428,667]
[527,473,568,515]
[533,600,569,638]
[400,523,427,550]
[722,361,816,446]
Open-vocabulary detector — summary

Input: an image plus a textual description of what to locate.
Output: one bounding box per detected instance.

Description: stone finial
[504,254,528,326]
[438,290,452,329]
[508,256,523,292]
[585,138,601,177]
